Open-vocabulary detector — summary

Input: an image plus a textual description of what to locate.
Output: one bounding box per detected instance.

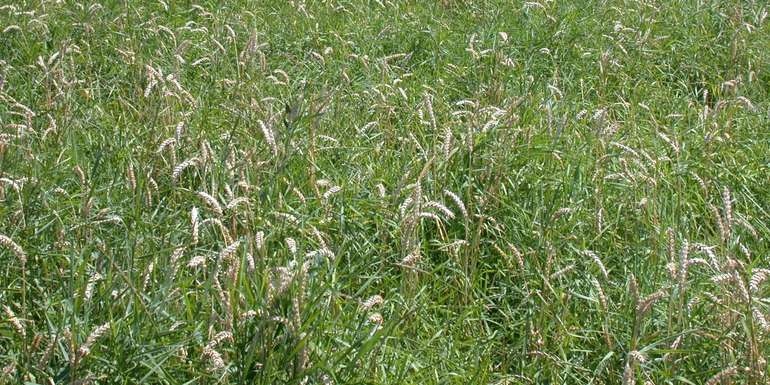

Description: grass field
[1,0,770,384]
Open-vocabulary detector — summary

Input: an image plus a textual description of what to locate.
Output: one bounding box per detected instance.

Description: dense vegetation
[1,1,769,384]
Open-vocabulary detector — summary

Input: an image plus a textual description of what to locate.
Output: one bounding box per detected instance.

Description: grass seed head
[3,305,24,338]
[362,295,384,309]
[0,234,26,267]
[197,191,223,217]
[443,189,468,219]
[76,322,110,361]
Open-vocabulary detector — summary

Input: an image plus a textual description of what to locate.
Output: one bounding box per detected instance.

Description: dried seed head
[306,248,334,262]
[401,249,421,267]
[126,163,136,191]
[711,273,733,284]
[207,331,233,348]
[368,312,384,325]
[750,268,770,292]
[442,126,453,161]
[709,204,728,241]
[245,252,255,273]
[590,276,608,311]
[219,240,241,262]
[175,121,185,142]
[443,190,468,219]
[0,234,26,267]
[285,238,297,255]
[170,247,185,277]
[507,243,525,269]
[254,231,264,250]
[157,137,176,153]
[240,310,258,320]
[274,212,299,226]
[690,171,708,193]
[424,201,455,220]
[258,120,278,156]
[202,345,225,371]
[685,258,709,269]
[666,228,676,263]
[73,165,86,186]
[585,250,608,279]
[376,183,386,199]
[678,239,690,287]
[596,206,604,231]
[362,295,384,309]
[292,187,306,204]
[188,255,207,268]
[637,290,666,318]
[323,185,342,200]
[76,322,110,360]
[197,191,223,217]
[3,305,24,338]
[629,275,639,308]
[696,243,720,270]
[83,272,103,301]
[622,359,636,385]
[191,207,200,244]
[722,186,733,231]
[310,226,327,249]
[142,262,155,292]
[172,157,199,182]
[734,216,758,239]
[225,196,250,211]
[550,264,575,279]
[734,271,750,302]
[419,211,442,222]
[399,197,414,217]
[269,267,294,299]
[657,131,679,155]
[628,350,646,364]
[552,207,573,220]
[753,307,770,332]
[706,367,738,385]
[424,93,436,130]
[739,243,751,258]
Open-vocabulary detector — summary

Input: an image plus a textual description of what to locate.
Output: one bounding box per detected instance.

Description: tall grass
[1,1,769,384]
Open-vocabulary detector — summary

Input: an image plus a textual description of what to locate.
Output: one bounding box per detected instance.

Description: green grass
[1,0,770,384]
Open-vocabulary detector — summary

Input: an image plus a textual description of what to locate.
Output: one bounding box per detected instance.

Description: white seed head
[83,272,103,302]
[202,345,225,371]
[258,120,278,156]
[156,137,176,153]
[188,255,207,268]
[197,191,223,217]
[172,157,199,182]
[191,207,200,244]
[323,185,342,200]
[3,305,24,338]
[255,231,264,250]
[401,249,421,267]
[706,367,738,385]
[399,197,414,217]
[443,190,468,219]
[219,240,241,262]
[77,322,110,360]
[362,295,384,309]
[368,312,384,325]
[585,250,608,279]
[226,196,250,211]
[285,238,297,255]
[0,234,26,267]
[424,201,455,220]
